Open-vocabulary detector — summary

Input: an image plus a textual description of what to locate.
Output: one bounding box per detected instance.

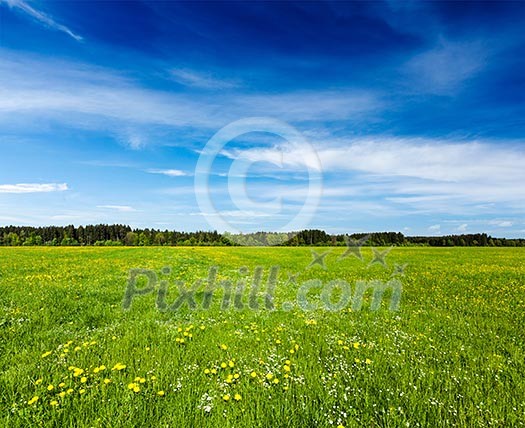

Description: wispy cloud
[456,223,468,233]
[97,205,136,212]
[227,137,524,182]
[490,220,513,228]
[0,183,68,193]
[1,0,82,41]
[170,68,239,89]
[226,137,525,214]
[147,168,188,177]
[429,224,441,234]
[0,51,382,137]
[403,39,489,94]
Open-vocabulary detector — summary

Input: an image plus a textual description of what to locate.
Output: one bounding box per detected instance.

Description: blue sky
[0,0,524,237]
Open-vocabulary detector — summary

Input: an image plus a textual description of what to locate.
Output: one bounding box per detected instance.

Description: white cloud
[1,0,82,41]
[457,223,468,233]
[0,183,68,193]
[170,68,238,89]
[96,205,136,212]
[492,220,513,227]
[404,40,488,94]
[124,133,146,150]
[0,51,381,134]
[147,169,188,177]
[429,224,441,234]
[227,137,525,212]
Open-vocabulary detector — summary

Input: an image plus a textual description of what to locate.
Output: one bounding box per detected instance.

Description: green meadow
[0,247,524,427]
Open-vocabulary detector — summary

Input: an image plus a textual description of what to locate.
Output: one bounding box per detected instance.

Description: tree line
[0,225,523,247]
[0,225,228,247]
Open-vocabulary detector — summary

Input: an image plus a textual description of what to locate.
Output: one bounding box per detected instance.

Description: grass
[0,246,524,427]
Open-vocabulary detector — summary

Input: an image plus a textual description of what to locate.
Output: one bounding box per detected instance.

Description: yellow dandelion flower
[41,351,52,358]
[354,358,361,363]
[273,378,279,384]
[47,384,54,391]
[80,377,87,383]
[74,346,81,352]
[204,368,210,374]
[103,379,111,385]
[28,396,39,405]
[73,368,84,377]
[220,344,228,350]
[50,400,59,406]
[145,347,150,351]
[79,389,86,394]
[284,365,291,372]
[266,373,273,380]
[66,389,74,394]
[58,382,65,388]
[220,362,227,369]
[35,378,43,385]
[233,373,240,379]
[365,359,372,365]
[353,342,359,349]
[211,368,217,374]
[285,360,291,365]
[337,340,343,345]
[150,375,157,381]
[133,386,140,393]
[58,392,66,398]
[222,394,230,401]
[112,363,126,371]
[234,393,241,401]
[157,390,165,396]
[228,360,234,368]
[250,371,257,378]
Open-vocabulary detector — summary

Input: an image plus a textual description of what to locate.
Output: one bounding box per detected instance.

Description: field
[0,246,524,427]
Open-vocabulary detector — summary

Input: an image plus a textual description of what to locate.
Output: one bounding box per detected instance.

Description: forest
[0,225,523,247]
